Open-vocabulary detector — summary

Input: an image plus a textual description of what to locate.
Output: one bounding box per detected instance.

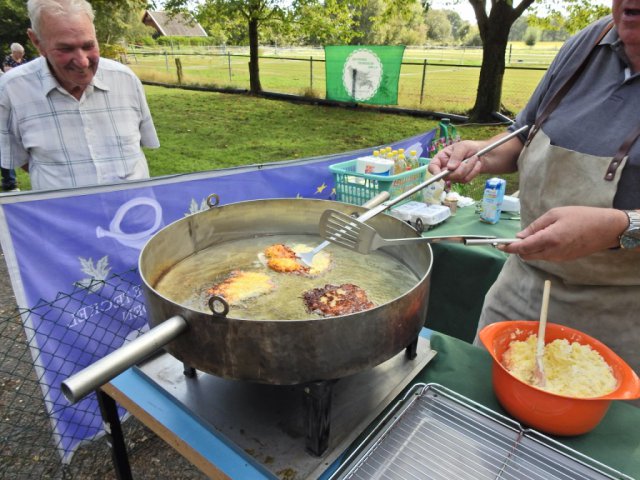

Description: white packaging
[501,195,520,213]
[355,156,394,176]
[389,201,451,228]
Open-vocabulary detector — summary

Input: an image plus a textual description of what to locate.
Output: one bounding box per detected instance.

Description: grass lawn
[15,85,517,198]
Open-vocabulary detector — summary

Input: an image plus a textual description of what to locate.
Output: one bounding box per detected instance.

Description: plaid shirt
[0,57,159,190]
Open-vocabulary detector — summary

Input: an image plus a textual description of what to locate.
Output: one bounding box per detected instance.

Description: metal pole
[61,315,188,403]
[310,56,313,91]
[420,59,427,105]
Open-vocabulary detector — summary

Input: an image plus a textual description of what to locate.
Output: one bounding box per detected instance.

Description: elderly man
[0,0,159,191]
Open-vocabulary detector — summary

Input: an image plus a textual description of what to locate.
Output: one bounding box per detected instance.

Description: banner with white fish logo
[325,45,405,104]
[0,129,435,461]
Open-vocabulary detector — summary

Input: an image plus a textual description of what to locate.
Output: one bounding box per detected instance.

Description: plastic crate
[330,158,429,206]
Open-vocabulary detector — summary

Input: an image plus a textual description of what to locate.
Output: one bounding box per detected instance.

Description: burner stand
[132,335,435,479]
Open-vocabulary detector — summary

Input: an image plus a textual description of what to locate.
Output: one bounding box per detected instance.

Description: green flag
[324,45,405,105]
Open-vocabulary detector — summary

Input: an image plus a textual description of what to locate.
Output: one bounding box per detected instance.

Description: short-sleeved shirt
[0,56,160,190]
[510,16,640,209]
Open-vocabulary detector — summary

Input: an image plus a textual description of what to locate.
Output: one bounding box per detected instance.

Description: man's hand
[499,207,629,261]
[428,140,484,183]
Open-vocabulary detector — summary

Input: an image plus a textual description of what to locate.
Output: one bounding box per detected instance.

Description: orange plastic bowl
[479,320,640,436]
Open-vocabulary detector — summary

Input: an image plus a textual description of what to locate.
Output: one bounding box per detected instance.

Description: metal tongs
[298,125,529,266]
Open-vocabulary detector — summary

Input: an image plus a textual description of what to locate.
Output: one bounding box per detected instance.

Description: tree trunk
[469,6,515,123]
[248,17,262,93]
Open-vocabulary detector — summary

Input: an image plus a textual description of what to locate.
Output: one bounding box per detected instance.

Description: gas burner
[139,335,435,478]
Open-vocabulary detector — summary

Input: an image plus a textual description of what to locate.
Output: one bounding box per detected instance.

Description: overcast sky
[430,0,612,25]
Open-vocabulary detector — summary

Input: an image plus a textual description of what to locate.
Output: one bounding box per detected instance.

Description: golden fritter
[263,243,331,276]
[206,270,275,305]
[302,283,375,317]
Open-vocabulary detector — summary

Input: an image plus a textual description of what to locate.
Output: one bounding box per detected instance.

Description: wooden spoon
[534,280,551,387]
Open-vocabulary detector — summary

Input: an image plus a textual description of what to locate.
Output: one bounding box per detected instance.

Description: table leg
[97,390,133,480]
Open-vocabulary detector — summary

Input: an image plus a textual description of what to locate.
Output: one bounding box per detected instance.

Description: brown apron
[474,23,640,375]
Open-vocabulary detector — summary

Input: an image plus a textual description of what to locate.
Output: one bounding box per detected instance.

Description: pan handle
[61,315,188,404]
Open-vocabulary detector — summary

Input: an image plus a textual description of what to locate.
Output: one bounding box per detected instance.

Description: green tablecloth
[418,333,640,478]
[424,205,519,342]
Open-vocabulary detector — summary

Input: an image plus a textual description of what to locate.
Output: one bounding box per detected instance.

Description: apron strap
[605,124,640,180]
[526,21,614,146]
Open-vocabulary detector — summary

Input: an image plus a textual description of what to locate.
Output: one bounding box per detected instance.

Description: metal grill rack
[332,384,633,480]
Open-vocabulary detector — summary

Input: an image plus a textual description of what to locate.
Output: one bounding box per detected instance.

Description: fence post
[508,44,512,64]
[228,52,232,82]
[309,56,313,91]
[164,51,169,72]
[175,58,183,85]
[419,59,427,105]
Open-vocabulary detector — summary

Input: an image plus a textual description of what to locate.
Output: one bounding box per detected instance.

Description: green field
[126,43,554,114]
[14,85,514,197]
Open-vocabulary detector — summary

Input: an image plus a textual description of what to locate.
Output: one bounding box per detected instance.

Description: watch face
[621,228,640,249]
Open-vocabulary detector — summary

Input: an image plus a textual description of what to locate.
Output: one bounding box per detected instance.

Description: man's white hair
[10,43,25,53]
[27,0,95,37]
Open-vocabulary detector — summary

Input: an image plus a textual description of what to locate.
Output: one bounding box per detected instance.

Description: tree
[424,9,452,42]
[355,0,427,45]
[464,0,536,122]
[444,10,470,43]
[463,0,611,122]
[90,0,150,46]
[166,0,291,93]
[294,0,362,45]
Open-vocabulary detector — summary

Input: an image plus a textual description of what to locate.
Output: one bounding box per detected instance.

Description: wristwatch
[620,210,640,249]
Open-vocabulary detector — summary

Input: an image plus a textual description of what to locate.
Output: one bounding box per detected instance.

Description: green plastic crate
[330,158,429,206]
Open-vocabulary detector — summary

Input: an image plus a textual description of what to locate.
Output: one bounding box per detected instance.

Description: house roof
[142,11,208,37]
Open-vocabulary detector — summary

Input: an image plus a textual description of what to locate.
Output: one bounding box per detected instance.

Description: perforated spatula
[319,209,519,254]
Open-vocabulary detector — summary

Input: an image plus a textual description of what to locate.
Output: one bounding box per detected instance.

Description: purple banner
[0,129,435,461]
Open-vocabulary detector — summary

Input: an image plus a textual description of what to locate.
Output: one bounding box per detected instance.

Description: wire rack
[332,384,633,480]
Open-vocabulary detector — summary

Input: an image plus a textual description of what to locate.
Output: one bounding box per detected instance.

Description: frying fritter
[206,270,275,305]
[264,244,309,274]
[302,283,375,317]
[263,243,331,276]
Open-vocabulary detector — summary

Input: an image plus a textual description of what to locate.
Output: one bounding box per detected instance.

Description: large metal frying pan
[62,198,433,403]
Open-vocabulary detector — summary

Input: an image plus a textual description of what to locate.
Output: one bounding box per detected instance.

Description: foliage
[100,43,127,59]
[444,10,471,42]
[354,0,428,45]
[0,0,33,58]
[528,0,611,35]
[524,27,539,46]
[155,35,219,46]
[293,0,362,45]
[425,9,453,42]
[90,0,153,45]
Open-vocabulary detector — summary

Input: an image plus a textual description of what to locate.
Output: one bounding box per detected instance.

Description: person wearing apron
[429,11,640,379]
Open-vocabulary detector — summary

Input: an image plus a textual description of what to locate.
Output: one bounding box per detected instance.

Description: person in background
[428,1,640,379]
[0,43,28,192]
[2,43,28,72]
[0,0,159,191]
